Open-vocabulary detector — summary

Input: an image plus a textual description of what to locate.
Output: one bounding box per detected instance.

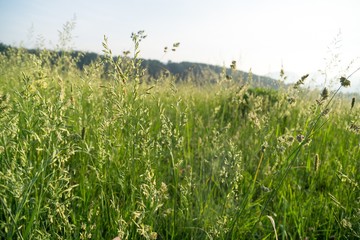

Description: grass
[0,32,360,239]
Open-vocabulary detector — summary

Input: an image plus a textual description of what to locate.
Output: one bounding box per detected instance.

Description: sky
[1,0,360,90]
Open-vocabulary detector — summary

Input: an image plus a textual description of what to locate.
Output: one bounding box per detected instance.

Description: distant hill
[0,42,278,88]
[142,59,280,88]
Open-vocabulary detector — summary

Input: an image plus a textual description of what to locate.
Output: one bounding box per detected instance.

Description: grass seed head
[321,108,330,116]
[351,97,355,110]
[261,141,268,152]
[296,134,305,142]
[294,74,309,89]
[321,87,329,100]
[287,97,296,104]
[230,60,237,70]
[314,154,320,172]
[349,122,360,134]
[340,76,351,87]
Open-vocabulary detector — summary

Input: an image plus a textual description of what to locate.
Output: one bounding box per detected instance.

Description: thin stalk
[227,151,265,239]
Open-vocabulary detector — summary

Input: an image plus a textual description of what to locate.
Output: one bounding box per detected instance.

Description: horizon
[1,0,360,91]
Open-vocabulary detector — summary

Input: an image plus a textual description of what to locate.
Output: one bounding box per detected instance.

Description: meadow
[0,31,360,239]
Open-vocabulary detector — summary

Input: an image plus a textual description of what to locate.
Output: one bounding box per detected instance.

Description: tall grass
[0,31,360,239]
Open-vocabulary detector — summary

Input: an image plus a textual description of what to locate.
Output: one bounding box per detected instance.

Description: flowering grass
[0,34,360,239]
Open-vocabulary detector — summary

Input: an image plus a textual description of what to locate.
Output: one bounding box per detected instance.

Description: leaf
[266,215,278,240]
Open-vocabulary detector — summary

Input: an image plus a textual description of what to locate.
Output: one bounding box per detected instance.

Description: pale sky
[1,0,360,89]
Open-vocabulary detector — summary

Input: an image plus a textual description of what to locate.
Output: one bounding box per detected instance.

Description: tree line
[0,42,278,87]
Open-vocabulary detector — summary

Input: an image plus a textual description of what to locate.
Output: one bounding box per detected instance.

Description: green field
[1,34,359,239]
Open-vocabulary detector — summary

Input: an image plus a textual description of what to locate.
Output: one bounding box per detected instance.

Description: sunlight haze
[1,0,359,89]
